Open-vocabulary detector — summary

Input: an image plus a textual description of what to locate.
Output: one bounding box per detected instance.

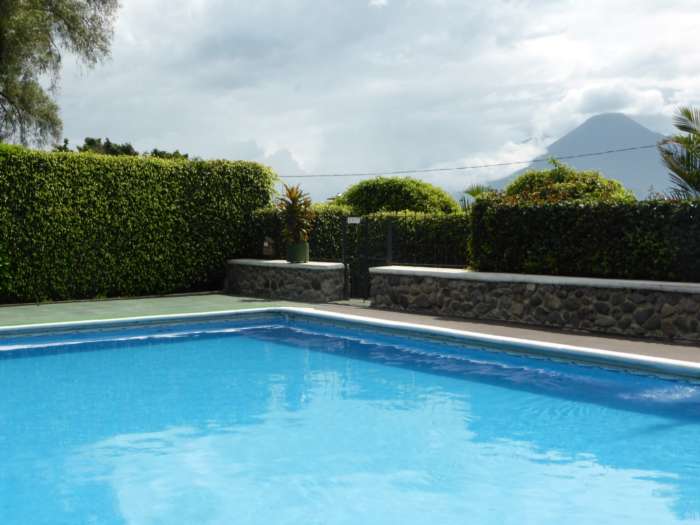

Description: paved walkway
[1,293,698,363]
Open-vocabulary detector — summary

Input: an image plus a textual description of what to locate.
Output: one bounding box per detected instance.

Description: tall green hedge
[470,198,700,282]
[0,144,276,302]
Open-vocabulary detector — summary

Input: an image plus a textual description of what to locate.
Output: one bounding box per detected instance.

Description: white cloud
[55,0,698,200]
[533,83,670,141]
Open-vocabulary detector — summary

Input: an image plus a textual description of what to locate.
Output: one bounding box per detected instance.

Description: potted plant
[278,184,315,263]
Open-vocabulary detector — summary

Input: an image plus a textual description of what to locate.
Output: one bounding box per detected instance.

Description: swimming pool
[1,308,699,524]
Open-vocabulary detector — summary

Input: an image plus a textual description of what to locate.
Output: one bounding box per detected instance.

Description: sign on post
[347,216,362,225]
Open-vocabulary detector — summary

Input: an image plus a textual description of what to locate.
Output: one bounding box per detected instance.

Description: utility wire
[280,143,659,179]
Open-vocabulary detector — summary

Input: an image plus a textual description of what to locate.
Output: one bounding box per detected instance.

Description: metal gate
[340,214,468,300]
[341,217,391,300]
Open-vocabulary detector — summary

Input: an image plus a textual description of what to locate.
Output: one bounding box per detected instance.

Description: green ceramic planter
[286,242,309,263]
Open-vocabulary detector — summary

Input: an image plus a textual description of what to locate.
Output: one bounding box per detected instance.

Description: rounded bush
[336,177,460,214]
[504,160,636,203]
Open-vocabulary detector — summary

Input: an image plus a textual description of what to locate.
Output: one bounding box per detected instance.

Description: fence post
[386,219,393,265]
[341,217,349,299]
[361,218,369,299]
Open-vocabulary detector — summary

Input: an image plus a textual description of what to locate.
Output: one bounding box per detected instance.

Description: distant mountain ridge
[490,113,668,197]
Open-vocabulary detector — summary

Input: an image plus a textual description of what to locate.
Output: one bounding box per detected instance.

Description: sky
[56,0,700,199]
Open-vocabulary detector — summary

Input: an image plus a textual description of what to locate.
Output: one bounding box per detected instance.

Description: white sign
[347,217,362,224]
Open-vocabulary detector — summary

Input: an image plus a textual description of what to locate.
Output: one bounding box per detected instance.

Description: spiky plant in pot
[278,184,315,263]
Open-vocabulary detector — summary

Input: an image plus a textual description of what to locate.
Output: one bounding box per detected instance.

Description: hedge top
[0,143,278,175]
[335,176,461,214]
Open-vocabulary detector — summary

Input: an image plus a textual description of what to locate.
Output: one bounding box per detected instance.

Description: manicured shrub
[470,198,700,282]
[334,176,460,214]
[503,160,636,204]
[0,144,276,302]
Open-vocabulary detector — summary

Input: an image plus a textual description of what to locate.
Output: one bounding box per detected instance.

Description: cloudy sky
[57,0,700,199]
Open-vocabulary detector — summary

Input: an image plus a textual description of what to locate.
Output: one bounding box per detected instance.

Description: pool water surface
[1,314,699,524]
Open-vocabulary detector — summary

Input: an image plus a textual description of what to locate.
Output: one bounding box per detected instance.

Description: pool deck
[1,293,698,363]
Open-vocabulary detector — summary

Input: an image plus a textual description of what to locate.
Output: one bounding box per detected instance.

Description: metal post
[341,217,348,299]
[386,219,393,265]
[361,219,369,299]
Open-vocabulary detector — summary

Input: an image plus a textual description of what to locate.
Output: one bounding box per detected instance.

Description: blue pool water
[1,314,699,524]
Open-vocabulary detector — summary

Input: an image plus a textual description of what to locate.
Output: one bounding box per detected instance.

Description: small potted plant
[278,184,315,263]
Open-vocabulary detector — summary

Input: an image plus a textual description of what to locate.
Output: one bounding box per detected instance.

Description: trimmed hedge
[470,199,700,282]
[246,205,470,266]
[0,144,275,302]
[366,211,471,267]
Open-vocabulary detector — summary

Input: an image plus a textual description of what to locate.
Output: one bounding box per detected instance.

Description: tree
[52,137,71,152]
[335,177,460,215]
[459,184,497,209]
[148,148,189,160]
[53,137,194,159]
[0,0,119,146]
[464,184,497,199]
[658,106,700,200]
[77,137,138,156]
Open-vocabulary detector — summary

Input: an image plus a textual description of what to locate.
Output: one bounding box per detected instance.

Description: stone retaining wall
[226,259,344,303]
[370,267,700,343]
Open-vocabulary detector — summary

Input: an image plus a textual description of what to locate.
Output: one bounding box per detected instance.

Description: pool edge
[3,306,700,380]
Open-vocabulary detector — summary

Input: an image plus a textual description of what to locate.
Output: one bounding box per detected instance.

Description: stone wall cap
[369,265,700,294]
[228,259,344,271]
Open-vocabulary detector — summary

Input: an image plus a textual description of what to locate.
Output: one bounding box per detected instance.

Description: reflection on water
[70,407,685,525]
[1,323,699,524]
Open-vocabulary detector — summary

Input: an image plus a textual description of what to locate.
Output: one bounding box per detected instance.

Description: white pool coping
[369,266,700,294]
[1,307,699,380]
[228,259,344,271]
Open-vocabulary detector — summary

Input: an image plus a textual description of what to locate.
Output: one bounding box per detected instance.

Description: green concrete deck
[0,293,697,363]
[0,294,293,326]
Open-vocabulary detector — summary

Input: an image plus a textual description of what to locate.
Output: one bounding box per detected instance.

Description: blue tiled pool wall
[2,311,699,422]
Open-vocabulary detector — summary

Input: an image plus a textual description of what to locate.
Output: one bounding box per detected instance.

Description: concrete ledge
[369,266,700,294]
[229,259,344,271]
[370,266,700,343]
[226,259,344,302]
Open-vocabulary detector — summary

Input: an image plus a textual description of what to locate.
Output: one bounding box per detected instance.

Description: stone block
[226,260,344,303]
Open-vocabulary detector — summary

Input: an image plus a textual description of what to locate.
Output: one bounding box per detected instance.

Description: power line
[280,143,659,179]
